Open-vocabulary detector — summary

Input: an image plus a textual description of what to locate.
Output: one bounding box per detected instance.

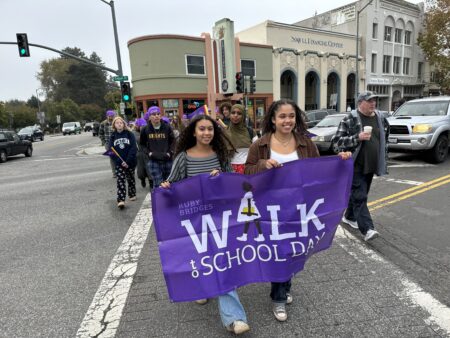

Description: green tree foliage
[79,103,104,122]
[45,98,80,127]
[4,100,37,129]
[104,90,122,111]
[37,47,112,109]
[0,101,8,128]
[27,95,40,109]
[418,0,450,92]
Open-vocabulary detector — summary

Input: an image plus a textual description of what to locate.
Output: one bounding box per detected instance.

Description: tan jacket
[244,132,320,175]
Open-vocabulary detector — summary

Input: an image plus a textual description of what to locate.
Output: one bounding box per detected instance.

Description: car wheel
[25,146,33,157]
[31,136,36,142]
[0,150,7,163]
[331,141,340,155]
[428,135,448,163]
[41,135,44,141]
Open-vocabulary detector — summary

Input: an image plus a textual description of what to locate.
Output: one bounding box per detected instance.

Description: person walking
[334,91,389,241]
[244,99,351,322]
[219,102,232,126]
[140,106,176,189]
[132,118,151,189]
[99,110,116,178]
[226,104,255,174]
[160,115,249,335]
[108,116,137,209]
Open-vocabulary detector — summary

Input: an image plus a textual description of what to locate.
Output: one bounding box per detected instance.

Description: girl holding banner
[160,115,250,335]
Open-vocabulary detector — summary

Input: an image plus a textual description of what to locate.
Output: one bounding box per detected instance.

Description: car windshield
[394,101,449,117]
[315,115,345,127]
[19,127,33,133]
[63,123,75,127]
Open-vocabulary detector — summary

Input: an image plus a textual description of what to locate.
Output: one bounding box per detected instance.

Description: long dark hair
[261,99,308,135]
[175,115,234,166]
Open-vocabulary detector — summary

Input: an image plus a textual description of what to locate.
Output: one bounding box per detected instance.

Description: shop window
[254,99,265,131]
[185,55,205,75]
[146,99,159,109]
[182,99,206,116]
[241,59,256,77]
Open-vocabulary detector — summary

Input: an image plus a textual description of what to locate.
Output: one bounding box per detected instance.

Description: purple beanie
[147,106,161,115]
[135,118,147,127]
[161,116,170,123]
[106,110,116,117]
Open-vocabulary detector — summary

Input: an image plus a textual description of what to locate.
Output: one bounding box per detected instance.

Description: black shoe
[141,179,146,188]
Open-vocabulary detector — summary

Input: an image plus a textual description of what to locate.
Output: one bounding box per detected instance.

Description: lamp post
[99,0,123,77]
[355,0,374,105]
[35,88,44,126]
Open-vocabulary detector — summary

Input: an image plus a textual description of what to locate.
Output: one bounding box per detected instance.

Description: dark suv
[18,125,44,142]
[0,129,33,163]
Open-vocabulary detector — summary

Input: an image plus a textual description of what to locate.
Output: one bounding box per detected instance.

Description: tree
[4,100,37,129]
[418,0,450,92]
[104,90,122,111]
[27,95,40,109]
[0,101,8,128]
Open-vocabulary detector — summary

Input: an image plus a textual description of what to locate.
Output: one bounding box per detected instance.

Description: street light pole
[99,0,123,76]
[355,0,374,105]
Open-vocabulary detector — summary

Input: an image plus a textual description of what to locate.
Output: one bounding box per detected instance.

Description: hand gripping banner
[152,156,353,302]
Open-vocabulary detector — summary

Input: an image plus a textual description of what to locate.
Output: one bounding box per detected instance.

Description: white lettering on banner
[267,205,296,241]
[193,231,326,278]
[181,211,232,254]
[297,198,326,237]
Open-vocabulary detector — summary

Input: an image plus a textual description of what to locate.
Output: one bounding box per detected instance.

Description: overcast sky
[0,0,422,102]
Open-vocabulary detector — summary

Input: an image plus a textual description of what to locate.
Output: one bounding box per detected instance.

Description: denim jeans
[105,144,115,175]
[217,290,247,327]
[270,279,292,303]
[345,171,375,235]
[146,159,172,188]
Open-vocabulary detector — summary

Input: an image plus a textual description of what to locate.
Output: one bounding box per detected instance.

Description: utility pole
[99,0,123,77]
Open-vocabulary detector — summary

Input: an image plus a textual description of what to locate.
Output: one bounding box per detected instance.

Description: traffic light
[235,72,243,93]
[249,76,256,94]
[121,82,131,102]
[16,33,30,57]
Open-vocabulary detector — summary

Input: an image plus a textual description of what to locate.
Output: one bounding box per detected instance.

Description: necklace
[273,133,293,147]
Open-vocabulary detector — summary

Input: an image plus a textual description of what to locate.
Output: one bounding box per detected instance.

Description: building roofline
[267,20,356,38]
[128,34,204,47]
[240,41,273,49]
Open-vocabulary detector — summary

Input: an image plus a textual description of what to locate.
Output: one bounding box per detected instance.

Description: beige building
[127,27,273,128]
[238,20,362,112]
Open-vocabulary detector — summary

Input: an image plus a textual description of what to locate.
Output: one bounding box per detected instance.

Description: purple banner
[152,156,353,302]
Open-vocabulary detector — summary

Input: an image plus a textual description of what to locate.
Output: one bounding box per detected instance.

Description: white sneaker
[226,320,250,335]
[194,298,208,305]
[364,229,379,241]
[286,293,293,304]
[342,216,359,229]
[237,233,248,242]
[273,303,287,321]
[254,234,265,242]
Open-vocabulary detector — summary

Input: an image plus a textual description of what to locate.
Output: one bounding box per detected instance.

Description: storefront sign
[291,36,344,49]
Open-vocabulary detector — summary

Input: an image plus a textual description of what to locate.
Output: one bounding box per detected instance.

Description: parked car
[305,109,336,128]
[84,122,93,132]
[18,125,44,142]
[387,96,450,163]
[62,122,82,135]
[92,121,100,137]
[308,113,347,154]
[0,129,33,163]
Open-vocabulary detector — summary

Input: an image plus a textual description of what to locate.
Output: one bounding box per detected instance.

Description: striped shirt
[167,151,232,183]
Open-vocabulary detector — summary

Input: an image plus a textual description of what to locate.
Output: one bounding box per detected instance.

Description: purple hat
[182,114,188,119]
[144,112,150,120]
[161,116,170,123]
[147,106,161,115]
[106,110,116,117]
[135,118,147,127]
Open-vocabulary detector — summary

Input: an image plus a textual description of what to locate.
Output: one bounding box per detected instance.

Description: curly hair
[219,101,232,114]
[175,115,235,167]
[261,99,308,135]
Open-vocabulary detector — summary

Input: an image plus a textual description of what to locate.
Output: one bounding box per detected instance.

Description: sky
[0,0,422,102]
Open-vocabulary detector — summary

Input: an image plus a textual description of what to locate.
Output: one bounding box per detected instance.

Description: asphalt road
[0,133,149,338]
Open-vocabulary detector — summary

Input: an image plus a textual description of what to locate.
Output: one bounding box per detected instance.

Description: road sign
[56,115,61,124]
[113,75,128,82]
[120,102,125,115]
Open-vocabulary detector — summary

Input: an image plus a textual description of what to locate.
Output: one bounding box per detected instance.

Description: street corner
[77,145,105,156]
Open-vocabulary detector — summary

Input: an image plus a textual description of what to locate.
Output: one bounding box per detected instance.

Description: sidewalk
[116,224,449,338]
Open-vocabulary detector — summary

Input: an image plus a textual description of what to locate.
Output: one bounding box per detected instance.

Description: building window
[403,57,410,75]
[418,62,423,80]
[241,59,256,77]
[394,28,403,43]
[367,85,389,95]
[393,56,401,74]
[384,26,392,41]
[371,53,377,72]
[185,55,205,75]
[372,23,378,39]
[430,71,436,82]
[404,30,412,45]
[383,55,391,73]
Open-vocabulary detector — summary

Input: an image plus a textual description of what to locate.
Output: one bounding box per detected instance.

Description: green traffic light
[20,48,26,55]
[123,95,129,101]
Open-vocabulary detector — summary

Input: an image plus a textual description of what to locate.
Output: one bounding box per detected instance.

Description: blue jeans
[345,171,374,235]
[270,280,291,303]
[217,290,247,327]
[146,159,172,188]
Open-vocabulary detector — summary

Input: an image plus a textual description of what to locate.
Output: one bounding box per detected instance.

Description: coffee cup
[363,126,372,134]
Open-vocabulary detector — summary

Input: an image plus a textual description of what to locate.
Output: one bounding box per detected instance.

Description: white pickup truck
[387,96,450,163]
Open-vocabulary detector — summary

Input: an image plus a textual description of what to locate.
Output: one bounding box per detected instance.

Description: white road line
[335,226,450,335]
[76,194,153,338]
[374,177,424,186]
[389,163,435,168]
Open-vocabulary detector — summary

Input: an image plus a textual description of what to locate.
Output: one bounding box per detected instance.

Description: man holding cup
[333,91,390,241]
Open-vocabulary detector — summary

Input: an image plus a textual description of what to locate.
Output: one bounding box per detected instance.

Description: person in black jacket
[140,106,176,189]
[109,116,137,209]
